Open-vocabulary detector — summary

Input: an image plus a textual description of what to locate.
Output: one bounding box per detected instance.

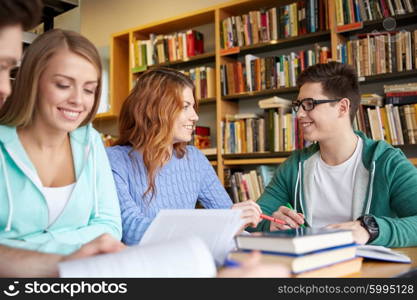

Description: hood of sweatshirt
[0,124,99,232]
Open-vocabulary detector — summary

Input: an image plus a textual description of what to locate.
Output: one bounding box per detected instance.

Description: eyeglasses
[291,98,342,112]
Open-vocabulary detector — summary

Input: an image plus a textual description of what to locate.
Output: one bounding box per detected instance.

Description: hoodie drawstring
[365,161,376,214]
[0,150,13,231]
[294,162,301,212]
[92,143,99,217]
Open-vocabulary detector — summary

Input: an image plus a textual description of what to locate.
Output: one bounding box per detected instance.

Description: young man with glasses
[252,61,417,247]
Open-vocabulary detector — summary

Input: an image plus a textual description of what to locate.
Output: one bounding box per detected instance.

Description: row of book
[221,109,306,154]
[224,165,277,203]
[337,29,417,76]
[181,66,215,100]
[220,44,330,96]
[220,0,328,50]
[222,113,266,154]
[354,83,417,145]
[131,30,204,70]
[335,0,416,28]
[355,103,417,145]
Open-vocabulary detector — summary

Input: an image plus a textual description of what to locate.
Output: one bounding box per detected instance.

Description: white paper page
[140,209,245,265]
[357,245,411,263]
[59,236,216,278]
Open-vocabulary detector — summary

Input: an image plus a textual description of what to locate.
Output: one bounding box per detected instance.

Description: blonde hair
[0,29,102,127]
[114,67,196,201]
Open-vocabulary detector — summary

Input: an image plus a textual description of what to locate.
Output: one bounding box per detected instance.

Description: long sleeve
[371,152,417,247]
[251,156,296,232]
[107,148,153,246]
[195,148,233,209]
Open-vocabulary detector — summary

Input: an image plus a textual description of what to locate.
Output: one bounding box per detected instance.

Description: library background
[29,0,417,204]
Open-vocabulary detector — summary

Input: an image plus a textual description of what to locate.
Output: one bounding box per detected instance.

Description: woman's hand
[231,200,262,228]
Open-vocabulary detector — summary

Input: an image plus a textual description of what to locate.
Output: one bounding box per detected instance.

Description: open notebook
[59,236,216,277]
[139,209,245,265]
[356,245,411,263]
[59,209,244,277]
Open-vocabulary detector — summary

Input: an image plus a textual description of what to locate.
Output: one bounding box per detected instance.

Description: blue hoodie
[0,124,122,255]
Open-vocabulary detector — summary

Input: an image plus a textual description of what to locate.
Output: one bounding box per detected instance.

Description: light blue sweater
[106,145,233,245]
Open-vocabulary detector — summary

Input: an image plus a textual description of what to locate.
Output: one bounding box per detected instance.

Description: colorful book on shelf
[235,228,354,254]
[232,243,357,274]
[356,245,411,263]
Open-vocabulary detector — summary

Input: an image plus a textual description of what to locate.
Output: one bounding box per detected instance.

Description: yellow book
[380,107,392,144]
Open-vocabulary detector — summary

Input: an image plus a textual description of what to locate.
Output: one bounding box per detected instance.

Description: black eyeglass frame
[292,98,342,112]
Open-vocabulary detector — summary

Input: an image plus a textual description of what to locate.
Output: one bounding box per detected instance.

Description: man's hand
[231,200,262,228]
[326,220,370,244]
[64,234,126,261]
[269,206,305,231]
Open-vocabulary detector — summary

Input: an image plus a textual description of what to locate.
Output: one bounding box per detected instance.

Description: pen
[260,213,286,225]
[285,203,305,228]
[223,258,241,268]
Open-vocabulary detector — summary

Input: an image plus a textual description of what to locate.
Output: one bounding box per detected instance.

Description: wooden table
[230,247,417,278]
[354,247,417,278]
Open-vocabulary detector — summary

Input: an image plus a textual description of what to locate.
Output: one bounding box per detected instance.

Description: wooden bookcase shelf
[132,52,216,75]
[359,69,417,84]
[107,0,417,184]
[340,12,417,37]
[222,87,298,101]
[220,30,331,57]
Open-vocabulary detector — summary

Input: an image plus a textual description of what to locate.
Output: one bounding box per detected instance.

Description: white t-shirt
[43,183,75,226]
[311,138,364,228]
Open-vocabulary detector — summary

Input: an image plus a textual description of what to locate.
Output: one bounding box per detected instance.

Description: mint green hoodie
[254,131,417,247]
[0,124,122,255]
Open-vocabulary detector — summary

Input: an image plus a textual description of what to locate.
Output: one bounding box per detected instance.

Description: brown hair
[114,67,196,201]
[0,29,102,127]
[297,61,360,123]
[0,0,43,30]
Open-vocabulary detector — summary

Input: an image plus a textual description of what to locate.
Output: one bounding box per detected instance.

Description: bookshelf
[105,0,417,187]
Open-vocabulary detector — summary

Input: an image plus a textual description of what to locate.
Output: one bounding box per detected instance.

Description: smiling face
[0,24,22,105]
[296,82,342,143]
[35,48,98,133]
[172,86,199,144]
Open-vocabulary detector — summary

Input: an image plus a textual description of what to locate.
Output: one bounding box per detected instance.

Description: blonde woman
[107,67,261,245]
[0,29,122,255]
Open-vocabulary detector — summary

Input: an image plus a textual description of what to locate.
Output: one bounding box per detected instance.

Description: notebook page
[59,236,216,277]
[140,209,245,264]
[356,245,411,263]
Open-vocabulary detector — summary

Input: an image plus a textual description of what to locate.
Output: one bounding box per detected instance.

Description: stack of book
[234,228,362,277]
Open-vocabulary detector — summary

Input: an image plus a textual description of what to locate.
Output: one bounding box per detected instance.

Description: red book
[186,30,195,57]
[386,91,417,97]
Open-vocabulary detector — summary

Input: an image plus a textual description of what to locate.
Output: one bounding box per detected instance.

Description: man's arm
[0,245,63,277]
[0,234,125,278]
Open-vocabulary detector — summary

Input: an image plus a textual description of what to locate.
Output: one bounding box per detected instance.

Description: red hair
[114,67,197,201]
